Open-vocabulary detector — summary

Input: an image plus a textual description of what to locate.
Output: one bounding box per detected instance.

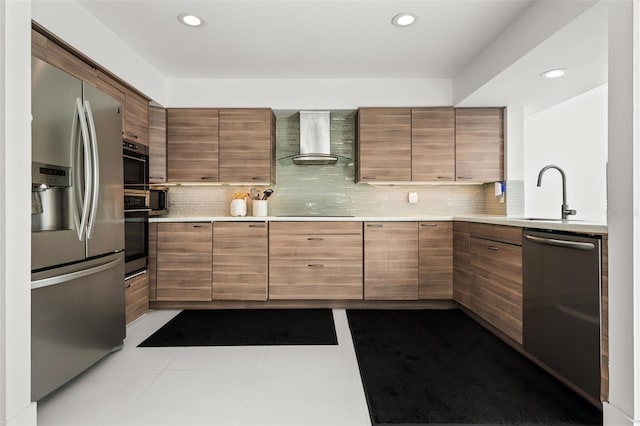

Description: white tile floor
[37,309,372,426]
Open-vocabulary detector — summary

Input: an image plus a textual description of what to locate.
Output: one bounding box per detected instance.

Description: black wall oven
[123,141,148,191]
[124,190,149,277]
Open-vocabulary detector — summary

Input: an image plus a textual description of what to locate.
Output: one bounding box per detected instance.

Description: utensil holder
[253,200,268,217]
[230,199,247,217]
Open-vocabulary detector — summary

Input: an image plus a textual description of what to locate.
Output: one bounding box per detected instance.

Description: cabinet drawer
[269,259,363,300]
[270,232,363,260]
[125,272,148,324]
[269,221,362,235]
[470,223,522,246]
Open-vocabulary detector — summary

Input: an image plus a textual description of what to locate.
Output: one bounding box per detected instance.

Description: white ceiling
[78,0,534,79]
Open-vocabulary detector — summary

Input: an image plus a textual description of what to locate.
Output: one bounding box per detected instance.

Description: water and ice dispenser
[31,162,73,232]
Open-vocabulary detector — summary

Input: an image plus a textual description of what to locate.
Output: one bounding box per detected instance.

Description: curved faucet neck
[536,165,567,206]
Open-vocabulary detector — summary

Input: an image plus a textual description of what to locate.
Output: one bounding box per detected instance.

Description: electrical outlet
[408,192,418,204]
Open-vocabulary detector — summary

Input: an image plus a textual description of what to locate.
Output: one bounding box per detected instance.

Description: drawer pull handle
[307,237,324,241]
[149,176,164,179]
[249,224,265,228]
[125,283,132,289]
[457,176,473,180]
[362,177,376,180]
[251,177,267,180]
[487,246,499,251]
[436,176,453,180]
[366,224,383,228]
[126,132,139,139]
[200,176,215,180]
[193,225,207,228]
[421,223,438,227]
[307,264,324,268]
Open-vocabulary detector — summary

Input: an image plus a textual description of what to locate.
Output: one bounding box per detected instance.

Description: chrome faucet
[536,165,577,220]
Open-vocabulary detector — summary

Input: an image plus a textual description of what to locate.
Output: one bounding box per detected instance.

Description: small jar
[230,199,247,217]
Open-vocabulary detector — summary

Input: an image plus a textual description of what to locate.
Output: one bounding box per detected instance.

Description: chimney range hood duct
[293,111,338,165]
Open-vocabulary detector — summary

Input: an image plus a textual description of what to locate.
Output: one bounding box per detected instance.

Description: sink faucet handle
[562,204,577,219]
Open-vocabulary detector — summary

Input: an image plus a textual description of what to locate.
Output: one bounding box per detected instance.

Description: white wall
[523,84,607,222]
[167,78,452,109]
[31,0,167,106]
[0,0,37,425]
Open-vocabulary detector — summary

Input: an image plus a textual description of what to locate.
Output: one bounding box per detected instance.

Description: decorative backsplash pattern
[167,113,494,217]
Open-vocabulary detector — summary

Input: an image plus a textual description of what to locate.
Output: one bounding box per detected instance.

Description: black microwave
[123,141,148,190]
[149,187,169,215]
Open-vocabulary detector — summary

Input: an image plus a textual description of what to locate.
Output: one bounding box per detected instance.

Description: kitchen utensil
[262,189,274,200]
[250,188,261,200]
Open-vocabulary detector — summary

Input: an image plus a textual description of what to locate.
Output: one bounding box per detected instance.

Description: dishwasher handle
[524,234,595,251]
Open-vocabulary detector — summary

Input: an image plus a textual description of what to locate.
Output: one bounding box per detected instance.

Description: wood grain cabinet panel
[149,106,167,183]
[470,222,522,246]
[453,222,471,308]
[123,88,149,145]
[470,237,523,344]
[148,222,157,302]
[213,222,268,301]
[455,108,504,182]
[364,222,418,300]
[418,222,453,299]
[31,29,48,60]
[357,108,412,182]
[125,271,149,324]
[156,222,212,301]
[219,109,274,183]
[45,41,97,87]
[167,109,219,182]
[269,222,363,300]
[412,108,455,182]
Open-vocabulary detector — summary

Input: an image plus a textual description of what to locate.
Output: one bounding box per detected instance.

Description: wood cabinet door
[148,222,157,302]
[453,222,471,308]
[364,222,418,300]
[455,108,504,182]
[156,222,212,301]
[219,109,274,183]
[358,108,411,182]
[149,106,167,183]
[124,89,149,145]
[212,222,268,301]
[32,29,48,61]
[167,108,219,182]
[269,222,363,300]
[470,237,523,344]
[418,222,453,299]
[125,271,149,324]
[412,108,455,182]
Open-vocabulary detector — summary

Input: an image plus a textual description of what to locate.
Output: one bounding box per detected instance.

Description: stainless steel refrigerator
[31,57,125,401]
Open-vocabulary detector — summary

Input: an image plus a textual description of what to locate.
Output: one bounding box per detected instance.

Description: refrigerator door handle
[31,257,121,290]
[72,97,92,241]
[84,100,100,240]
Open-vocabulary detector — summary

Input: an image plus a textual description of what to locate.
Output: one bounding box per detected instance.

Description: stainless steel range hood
[292,111,338,165]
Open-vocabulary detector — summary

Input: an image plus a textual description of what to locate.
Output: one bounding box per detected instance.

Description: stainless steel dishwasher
[522,230,602,402]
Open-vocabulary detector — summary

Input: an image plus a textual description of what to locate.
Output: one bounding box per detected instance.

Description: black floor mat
[139,309,338,347]
[347,309,602,425]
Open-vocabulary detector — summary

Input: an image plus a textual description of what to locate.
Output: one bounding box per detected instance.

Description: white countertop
[150,214,607,235]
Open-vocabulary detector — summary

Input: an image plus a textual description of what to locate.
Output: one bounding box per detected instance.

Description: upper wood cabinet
[455,108,504,182]
[269,222,363,300]
[156,222,212,301]
[364,222,418,300]
[31,29,48,61]
[212,222,268,301]
[45,40,97,87]
[167,108,219,182]
[412,108,455,182]
[418,221,453,299]
[219,109,275,184]
[357,108,412,182]
[149,106,167,183]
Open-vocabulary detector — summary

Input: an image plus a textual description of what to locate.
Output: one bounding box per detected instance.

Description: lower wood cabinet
[364,222,418,300]
[269,222,363,299]
[419,221,453,299]
[453,222,472,307]
[212,222,268,301]
[469,224,523,344]
[148,222,157,301]
[156,222,212,301]
[125,271,149,324]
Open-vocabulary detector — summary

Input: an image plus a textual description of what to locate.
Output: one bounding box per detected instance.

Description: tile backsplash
[166,113,495,217]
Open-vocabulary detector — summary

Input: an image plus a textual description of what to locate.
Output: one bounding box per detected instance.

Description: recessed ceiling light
[178,13,205,27]
[540,68,567,79]
[392,12,418,27]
